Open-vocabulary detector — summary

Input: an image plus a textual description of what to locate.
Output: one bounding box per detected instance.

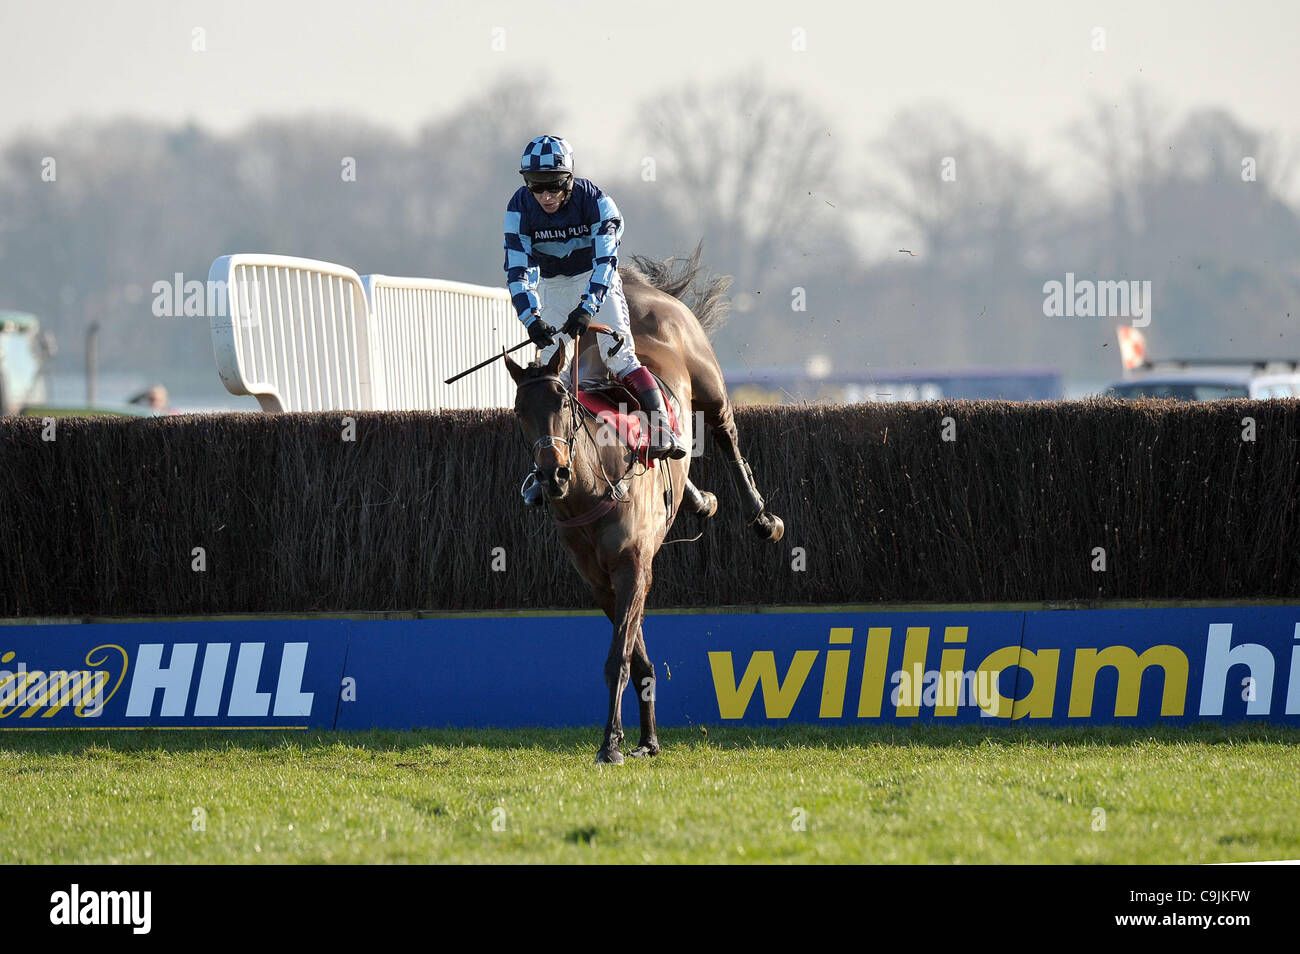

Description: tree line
[1,77,1296,398]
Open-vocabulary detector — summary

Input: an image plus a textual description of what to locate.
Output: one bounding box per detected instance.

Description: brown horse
[503,248,783,764]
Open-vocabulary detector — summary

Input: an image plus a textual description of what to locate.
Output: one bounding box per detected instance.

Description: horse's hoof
[752,512,785,543]
[697,492,717,519]
[627,742,660,758]
[595,747,624,765]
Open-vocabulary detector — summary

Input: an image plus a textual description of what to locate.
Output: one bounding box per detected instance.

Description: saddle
[575,371,682,469]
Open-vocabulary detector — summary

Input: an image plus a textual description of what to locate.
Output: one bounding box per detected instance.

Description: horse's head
[504,347,576,501]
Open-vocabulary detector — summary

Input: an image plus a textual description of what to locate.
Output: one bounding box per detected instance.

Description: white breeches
[535,270,640,379]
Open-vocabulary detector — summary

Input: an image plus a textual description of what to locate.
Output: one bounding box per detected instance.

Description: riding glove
[561,305,592,340]
[527,316,557,348]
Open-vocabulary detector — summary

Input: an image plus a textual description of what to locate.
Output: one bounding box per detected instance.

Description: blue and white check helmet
[520,135,574,177]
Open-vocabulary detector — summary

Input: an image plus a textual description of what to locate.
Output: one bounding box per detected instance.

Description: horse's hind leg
[627,626,659,757]
[701,400,784,542]
[682,478,717,519]
[685,345,783,541]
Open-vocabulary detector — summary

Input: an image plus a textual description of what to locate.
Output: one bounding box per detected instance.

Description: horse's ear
[503,350,527,384]
[542,345,565,376]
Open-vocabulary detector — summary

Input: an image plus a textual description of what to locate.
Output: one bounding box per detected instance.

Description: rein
[516,372,637,525]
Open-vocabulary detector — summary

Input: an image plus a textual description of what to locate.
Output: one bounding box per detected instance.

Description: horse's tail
[622,241,731,339]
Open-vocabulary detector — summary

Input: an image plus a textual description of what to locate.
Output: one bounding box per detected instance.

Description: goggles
[524,173,572,195]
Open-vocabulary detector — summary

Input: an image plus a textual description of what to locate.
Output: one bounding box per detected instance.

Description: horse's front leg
[627,625,659,758]
[597,556,649,765]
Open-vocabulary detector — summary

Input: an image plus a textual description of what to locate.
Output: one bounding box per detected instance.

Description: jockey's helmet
[519,135,574,194]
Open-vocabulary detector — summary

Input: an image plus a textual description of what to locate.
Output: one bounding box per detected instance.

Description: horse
[503,247,783,764]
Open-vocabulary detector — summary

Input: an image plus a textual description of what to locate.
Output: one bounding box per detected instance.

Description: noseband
[517,374,576,462]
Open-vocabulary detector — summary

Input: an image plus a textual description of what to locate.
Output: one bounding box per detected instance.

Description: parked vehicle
[0,311,53,415]
[1107,359,1300,401]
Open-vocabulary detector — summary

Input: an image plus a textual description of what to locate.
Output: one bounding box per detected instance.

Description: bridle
[515,374,637,508]
[517,373,578,471]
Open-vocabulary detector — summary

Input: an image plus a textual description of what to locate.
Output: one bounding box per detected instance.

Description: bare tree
[1065,85,1175,274]
[636,75,843,284]
[406,79,557,281]
[863,103,1049,273]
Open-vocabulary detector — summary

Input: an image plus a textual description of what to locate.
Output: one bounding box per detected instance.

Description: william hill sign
[1,608,1296,729]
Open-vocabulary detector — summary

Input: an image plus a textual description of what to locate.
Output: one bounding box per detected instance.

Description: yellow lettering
[1011,649,1060,718]
[935,627,968,716]
[978,646,1018,717]
[819,628,854,716]
[78,645,128,717]
[32,671,93,717]
[820,651,851,717]
[0,671,16,712]
[977,646,1059,719]
[1068,645,1188,717]
[0,671,41,718]
[857,628,891,717]
[895,627,929,717]
[0,647,124,719]
[709,650,819,719]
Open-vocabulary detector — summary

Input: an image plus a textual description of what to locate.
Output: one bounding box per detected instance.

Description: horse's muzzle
[541,465,571,499]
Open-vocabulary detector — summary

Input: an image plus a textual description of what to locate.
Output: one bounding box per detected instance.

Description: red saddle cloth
[575,377,681,469]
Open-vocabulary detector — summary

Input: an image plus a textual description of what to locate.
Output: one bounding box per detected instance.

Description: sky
[1,0,1297,192]
[3,0,1298,406]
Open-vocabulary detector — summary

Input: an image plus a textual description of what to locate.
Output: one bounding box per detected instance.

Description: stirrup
[520,471,546,507]
[648,428,687,460]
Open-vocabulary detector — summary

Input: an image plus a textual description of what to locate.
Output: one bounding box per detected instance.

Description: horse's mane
[620,241,731,339]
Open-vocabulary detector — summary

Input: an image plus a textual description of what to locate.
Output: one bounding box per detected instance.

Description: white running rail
[361,275,517,411]
[210,254,522,411]
[209,254,375,412]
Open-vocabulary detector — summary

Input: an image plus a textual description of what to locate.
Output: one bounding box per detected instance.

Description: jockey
[504,135,686,507]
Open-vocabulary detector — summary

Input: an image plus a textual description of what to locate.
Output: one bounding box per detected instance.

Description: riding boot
[520,469,546,507]
[622,367,687,460]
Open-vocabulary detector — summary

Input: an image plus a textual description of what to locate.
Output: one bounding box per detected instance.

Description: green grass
[2,724,1297,864]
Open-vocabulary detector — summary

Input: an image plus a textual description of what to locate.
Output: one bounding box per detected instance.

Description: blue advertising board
[338,612,1022,728]
[1,606,1297,729]
[1017,607,1300,725]
[0,619,348,730]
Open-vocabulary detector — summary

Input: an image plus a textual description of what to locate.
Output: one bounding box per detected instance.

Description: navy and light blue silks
[503,178,623,325]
